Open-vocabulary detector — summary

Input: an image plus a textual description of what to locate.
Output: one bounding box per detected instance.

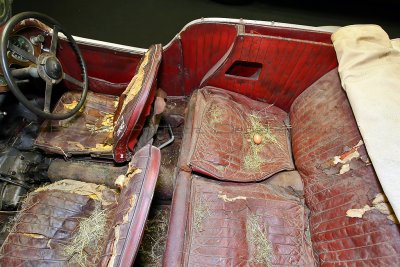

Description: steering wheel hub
[44,56,62,80]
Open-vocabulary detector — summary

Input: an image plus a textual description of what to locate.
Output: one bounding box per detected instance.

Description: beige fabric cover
[332,25,400,218]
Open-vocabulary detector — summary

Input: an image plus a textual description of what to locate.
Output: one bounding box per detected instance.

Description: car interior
[0,8,399,267]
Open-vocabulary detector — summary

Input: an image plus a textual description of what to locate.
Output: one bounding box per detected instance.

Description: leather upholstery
[182,86,294,182]
[164,170,315,266]
[165,87,312,266]
[166,69,400,266]
[113,44,162,162]
[100,145,161,266]
[35,91,117,156]
[0,145,161,267]
[35,44,162,162]
[290,68,400,266]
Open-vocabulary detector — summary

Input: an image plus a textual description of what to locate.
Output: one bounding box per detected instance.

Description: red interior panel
[57,39,142,96]
[159,38,185,96]
[200,31,338,111]
[179,23,238,95]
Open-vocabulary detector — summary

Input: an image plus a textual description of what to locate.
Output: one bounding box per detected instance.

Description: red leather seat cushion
[183,86,294,182]
[35,91,117,156]
[165,172,315,266]
[290,68,400,266]
[0,145,160,267]
[0,182,118,266]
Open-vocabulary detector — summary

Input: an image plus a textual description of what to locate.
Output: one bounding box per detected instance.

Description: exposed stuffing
[346,193,398,223]
[339,163,350,174]
[333,140,363,165]
[114,165,142,189]
[63,100,85,112]
[108,194,137,267]
[66,141,113,152]
[35,179,117,206]
[86,113,114,133]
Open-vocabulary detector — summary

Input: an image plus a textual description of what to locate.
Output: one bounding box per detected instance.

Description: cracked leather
[166,174,316,266]
[291,68,400,266]
[185,87,294,182]
[0,145,160,267]
[35,91,118,156]
[0,188,118,266]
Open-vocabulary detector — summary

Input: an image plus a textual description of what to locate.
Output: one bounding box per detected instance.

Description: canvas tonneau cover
[332,25,400,219]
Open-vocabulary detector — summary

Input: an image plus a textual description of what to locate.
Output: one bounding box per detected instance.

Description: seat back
[290,68,400,266]
[100,144,161,266]
[34,45,162,160]
[113,44,162,162]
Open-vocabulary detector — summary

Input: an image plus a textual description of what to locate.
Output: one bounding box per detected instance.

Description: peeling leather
[100,145,160,267]
[290,68,400,266]
[35,91,118,156]
[113,45,162,162]
[170,175,316,266]
[0,184,118,266]
[185,87,294,182]
[0,145,160,267]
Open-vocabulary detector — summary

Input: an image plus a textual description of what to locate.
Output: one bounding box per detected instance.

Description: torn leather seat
[35,44,162,162]
[0,144,161,267]
[290,68,400,266]
[164,87,314,266]
[181,86,294,182]
[165,172,315,266]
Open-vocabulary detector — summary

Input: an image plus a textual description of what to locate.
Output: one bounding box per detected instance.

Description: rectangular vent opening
[225,61,262,80]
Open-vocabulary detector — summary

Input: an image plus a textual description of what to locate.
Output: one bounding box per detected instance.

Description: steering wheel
[0,12,88,120]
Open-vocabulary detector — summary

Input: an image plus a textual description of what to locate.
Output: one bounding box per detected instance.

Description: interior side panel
[200,32,338,111]
[179,23,238,95]
[58,39,143,95]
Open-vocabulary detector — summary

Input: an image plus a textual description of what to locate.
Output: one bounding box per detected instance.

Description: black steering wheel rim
[0,12,88,120]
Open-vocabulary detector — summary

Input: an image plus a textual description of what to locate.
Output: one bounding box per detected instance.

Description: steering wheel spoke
[1,12,88,120]
[44,81,53,112]
[8,43,37,64]
[50,26,59,55]
[63,72,84,88]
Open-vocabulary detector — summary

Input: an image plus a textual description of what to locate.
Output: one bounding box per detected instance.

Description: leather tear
[218,193,247,202]
[339,163,350,174]
[35,179,117,206]
[108,224,121,267]
[93,143,113,152]
[123,194,138,223]
[86,113,114,133]
[346,193,398,223]
[63,100,85,112]
[63,100,79,110]
[333,140,363,165]
[115,168,142,189]
[67,141,85,150]
[21,233,46,239]
[120,52,150,112]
